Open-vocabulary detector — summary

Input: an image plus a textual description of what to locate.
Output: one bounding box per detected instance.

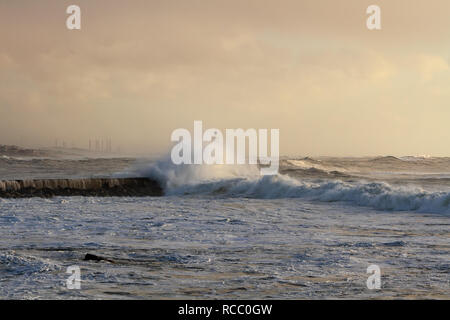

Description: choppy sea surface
[0,155,449,299]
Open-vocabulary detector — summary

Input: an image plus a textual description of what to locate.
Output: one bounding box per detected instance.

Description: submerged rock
[83,253,115,263]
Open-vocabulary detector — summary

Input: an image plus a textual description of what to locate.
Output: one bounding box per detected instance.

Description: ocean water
[0,155,449,299]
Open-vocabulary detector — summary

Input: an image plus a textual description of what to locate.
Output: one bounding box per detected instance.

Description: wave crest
[134,158,450,214]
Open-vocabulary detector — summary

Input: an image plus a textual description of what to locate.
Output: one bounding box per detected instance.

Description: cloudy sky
[0,0,449,156]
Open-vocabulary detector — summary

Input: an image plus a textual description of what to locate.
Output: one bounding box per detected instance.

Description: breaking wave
[136,158,450,214]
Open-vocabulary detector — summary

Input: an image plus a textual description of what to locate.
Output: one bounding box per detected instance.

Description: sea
[0,154,449,299]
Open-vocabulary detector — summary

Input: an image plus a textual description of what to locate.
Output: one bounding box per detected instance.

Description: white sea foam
[137,158,450,214]
[130,155,260,189]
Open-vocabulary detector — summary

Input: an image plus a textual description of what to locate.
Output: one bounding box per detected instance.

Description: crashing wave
[134,158,450,214]
[170,176,449,214]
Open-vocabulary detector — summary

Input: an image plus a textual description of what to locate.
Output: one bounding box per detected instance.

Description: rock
[83,253,115,263]
[0,177,163,198]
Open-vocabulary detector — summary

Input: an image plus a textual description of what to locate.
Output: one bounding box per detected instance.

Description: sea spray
[126,158,450,214]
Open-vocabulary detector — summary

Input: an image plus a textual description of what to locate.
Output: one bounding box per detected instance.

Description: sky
[0,0,449,156]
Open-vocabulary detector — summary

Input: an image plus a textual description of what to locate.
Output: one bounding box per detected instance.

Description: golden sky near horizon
[0,0,449,156]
